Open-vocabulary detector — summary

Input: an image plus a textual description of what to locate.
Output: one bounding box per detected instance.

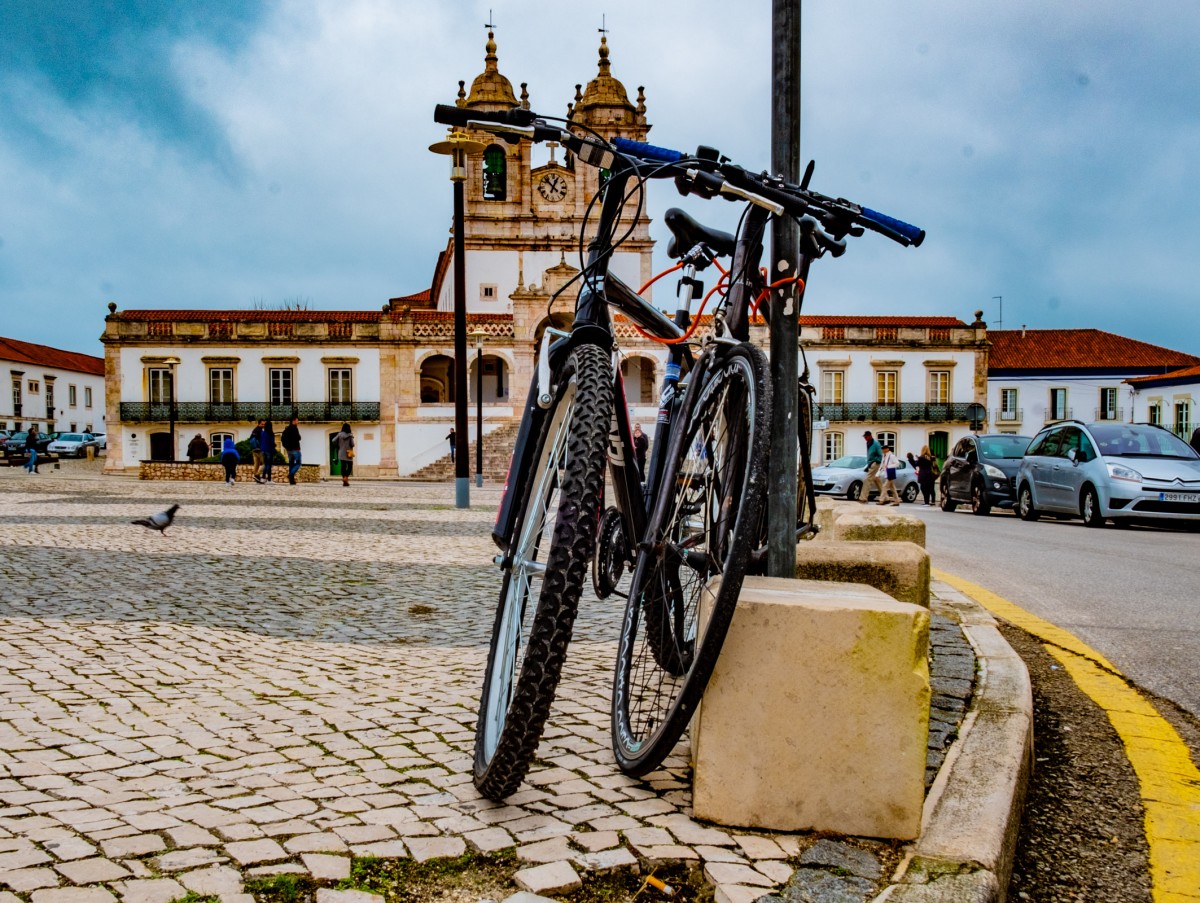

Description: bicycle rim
[474,344,612,800]
[611,343,770,776]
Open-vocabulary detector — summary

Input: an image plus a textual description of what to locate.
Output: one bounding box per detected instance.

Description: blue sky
[2,1,1199,358]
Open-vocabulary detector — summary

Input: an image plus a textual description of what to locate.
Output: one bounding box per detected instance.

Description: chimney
[1021,324,1027,338]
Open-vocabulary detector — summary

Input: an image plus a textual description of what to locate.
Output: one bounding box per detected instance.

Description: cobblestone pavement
[0,471,970,903]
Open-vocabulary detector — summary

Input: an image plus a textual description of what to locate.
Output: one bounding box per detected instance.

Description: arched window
[482,145,507,201]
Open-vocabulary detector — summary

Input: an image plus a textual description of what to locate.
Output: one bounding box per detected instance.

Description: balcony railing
[994,408,1023,422]
[120,401,381,423]
[1046,409,1073,423]
[1095,407,1124,421]
[815,402,977,423]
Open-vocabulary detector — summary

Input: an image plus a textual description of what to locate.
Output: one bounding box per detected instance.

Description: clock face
[537,172,569,202]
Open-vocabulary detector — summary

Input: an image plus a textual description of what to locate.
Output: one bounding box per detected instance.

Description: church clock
[536,171,569,202]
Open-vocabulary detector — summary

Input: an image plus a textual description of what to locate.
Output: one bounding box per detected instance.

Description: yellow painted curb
[934,569,1200,902]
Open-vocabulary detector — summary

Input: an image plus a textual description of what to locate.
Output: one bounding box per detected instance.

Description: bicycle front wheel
[474,343,612,800]
[611,342,771,776]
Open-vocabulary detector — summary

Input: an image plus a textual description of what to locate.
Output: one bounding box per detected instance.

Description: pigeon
[132,504,181,535]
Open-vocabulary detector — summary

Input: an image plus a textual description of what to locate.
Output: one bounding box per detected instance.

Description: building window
[45,382,54,413]
[269,368,293,405]
[1000,388,1018,420]
[68,385,77,407]
[1149,403,1162,426]
[12,379,21,412]
[876,371,898,405]
[821,371,844,405]
[928,370,950,404]
[28,380,40,395]
[148,369,172,404]
[1099,387,1119,420]
[210,432,234,454]
[328,369,352,404]
[480,284,498,302]
[482,145,507,201]
[84,387,93,408]
[877,431,897,450]
[824,431,844,463]
[1049,388,1068,421]
[209,368,234,404]
[1175,400,1191,434]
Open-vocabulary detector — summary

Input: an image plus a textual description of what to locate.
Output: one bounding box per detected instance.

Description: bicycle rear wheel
[611,342,771,776]
[474,343,612,800]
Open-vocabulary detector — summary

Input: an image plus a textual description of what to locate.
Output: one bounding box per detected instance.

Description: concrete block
[830,508,926,546]
[693,577,930,839]
[794,540,930,608]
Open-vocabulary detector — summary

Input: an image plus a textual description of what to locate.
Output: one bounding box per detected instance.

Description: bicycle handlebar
[611,137,683,164]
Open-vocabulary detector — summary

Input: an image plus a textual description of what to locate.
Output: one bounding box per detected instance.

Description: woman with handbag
[878,444,902,505]
[333,423,355,487]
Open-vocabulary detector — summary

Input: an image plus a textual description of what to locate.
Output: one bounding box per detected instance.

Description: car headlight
[1106,462,1143,483]
[983,464,1006,479]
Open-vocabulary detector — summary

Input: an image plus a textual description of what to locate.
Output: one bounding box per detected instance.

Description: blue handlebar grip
[861,207,925,247]
[612,137,683,163]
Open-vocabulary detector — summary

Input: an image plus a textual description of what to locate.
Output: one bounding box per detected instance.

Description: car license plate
[1159,492,1199,503]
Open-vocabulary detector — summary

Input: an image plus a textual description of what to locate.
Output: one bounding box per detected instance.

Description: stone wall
[138,462,321,483]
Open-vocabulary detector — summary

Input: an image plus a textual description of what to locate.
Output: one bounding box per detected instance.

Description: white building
[1,336,105,434]
[1125,364,1200,440]
[985,329,1200,439]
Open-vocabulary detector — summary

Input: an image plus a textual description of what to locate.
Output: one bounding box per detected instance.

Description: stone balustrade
[138,461,321,482]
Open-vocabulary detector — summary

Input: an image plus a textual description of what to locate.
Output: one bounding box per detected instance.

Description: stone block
[512,861,581,896]
[794,540,930,607]
[693,577,930,839]
[829,507,926,546]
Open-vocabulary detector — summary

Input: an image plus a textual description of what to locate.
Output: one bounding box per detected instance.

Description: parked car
[1016,421,1200,527]
[2,431,58,457]
[940,433,1032,515]
[812,454,920,503]
[92,433,107,451]
[47,432,101,458]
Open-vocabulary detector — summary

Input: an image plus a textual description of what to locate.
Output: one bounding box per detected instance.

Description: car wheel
[1018,484,1040,522]
[940,482,957,512]
[847,481,863,502]
[971,482,992,516]
[902,482,919,503]
[1081,486,1106,528]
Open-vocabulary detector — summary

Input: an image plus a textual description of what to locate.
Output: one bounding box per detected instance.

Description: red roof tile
[989,329,1200,373]
[1126,364,1200,386]
[114,310,381,323]
[0,336,104,376]
[390,289,431,303]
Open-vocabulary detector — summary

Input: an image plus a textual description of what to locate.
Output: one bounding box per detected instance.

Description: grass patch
[408,604,436,616]
[245,873,313,903]
[171,894,220,903]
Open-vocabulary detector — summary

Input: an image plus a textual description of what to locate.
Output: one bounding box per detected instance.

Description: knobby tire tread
[473,344,612,800]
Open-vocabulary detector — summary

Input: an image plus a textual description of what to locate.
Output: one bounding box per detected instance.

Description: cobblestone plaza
[1,467,844,900]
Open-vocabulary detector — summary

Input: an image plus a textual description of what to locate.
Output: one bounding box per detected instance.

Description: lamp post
[164,356,181,463]
[429,129,485,508]
[469,327,488,488]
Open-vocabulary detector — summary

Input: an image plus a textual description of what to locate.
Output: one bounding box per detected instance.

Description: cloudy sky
[3,1,1199,358]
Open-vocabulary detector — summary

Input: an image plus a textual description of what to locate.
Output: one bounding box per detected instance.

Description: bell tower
[434,30,656,315]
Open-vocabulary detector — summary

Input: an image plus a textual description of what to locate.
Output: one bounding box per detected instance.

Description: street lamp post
[429,129,485,508]
[164,356,181,463]
[470,327,487,488]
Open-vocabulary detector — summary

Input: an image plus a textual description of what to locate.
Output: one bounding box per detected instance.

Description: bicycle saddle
[665,208,736,259]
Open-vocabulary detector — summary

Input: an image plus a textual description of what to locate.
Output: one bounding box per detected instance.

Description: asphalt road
[907,502,1200,719]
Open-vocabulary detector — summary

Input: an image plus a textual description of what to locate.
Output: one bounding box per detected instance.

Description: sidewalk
[0,477,1031,903]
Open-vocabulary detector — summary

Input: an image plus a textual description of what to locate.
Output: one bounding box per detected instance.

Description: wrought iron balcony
[120,401,381,423]
[994,408,1023,422]
[815,402,978,423]
[1095,407,1124,421]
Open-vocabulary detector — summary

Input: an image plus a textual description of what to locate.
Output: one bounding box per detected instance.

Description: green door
[329,433,341,476]
[929,431,949,467]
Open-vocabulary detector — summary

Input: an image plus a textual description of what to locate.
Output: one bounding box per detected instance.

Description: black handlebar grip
[433,104,471,126]
[432,104,537,128]
[860,207,925,247]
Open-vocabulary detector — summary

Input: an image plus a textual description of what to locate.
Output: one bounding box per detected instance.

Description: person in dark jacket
[1191,426,1200,455]
[860,430,883,502]
[632,423,649,479]
[220,437,240,485]
[907,444,938,506]
[23,425,39,474]
[281,416,302,485]
[258,420,277,483]
[187,434,209,462]
[333,423,355,487]
[249,419,265,480]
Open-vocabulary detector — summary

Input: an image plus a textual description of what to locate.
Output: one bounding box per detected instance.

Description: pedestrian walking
[878,444,902,505]
[860,430,883,502]
[1191,425,1200,455]
[334,423,355,487]
[446,428,456,463]
[260,420,277,483]
[249,419,265,481]
[187,434,209,462]
[907,445,938,506]
[220,436,240,485]
[23,425,39,474]
[632,423,649,479]
[282,416,302,485]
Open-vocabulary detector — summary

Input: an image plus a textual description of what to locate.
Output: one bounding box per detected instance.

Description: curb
[873,580,1034,902]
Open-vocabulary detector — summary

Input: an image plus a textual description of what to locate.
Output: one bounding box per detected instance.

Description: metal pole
[767,0,801,577]
[168,365,177,464]
[475,342,484,487]
[453,178,470,508]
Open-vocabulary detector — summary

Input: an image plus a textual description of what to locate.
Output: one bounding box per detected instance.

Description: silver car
[46,432,100,458]
[812,454,920,503]
[1016,421,1200,527]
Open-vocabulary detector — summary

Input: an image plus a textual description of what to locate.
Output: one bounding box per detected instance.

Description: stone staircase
[406,419,522,483]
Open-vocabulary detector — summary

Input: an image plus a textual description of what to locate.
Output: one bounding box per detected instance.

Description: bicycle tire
[611,342,771,776]
[795,384,818,539]
[473,343,612,800]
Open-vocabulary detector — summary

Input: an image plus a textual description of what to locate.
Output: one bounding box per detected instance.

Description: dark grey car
[940,434,1031,515]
